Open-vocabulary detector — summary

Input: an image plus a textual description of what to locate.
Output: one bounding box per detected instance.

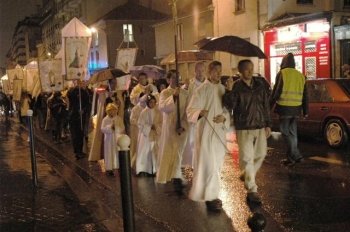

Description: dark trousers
[279,117,302,161]
[69,118,84,154]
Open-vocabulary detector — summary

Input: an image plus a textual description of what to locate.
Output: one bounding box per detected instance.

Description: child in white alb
[101,103,125,176]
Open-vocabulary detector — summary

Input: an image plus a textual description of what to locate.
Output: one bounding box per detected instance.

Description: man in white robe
[129,94,147,167]
[182,62,206,168]
[136,95,162,176]
[186,61,230,211]
[157,70,189,185]
[130,72,158,106]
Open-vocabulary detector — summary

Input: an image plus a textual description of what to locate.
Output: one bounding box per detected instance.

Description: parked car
[271,78,350,148]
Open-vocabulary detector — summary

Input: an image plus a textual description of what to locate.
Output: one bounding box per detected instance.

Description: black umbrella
[195,35,267,59]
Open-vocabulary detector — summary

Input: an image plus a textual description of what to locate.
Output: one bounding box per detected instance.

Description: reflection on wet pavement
[0,121,107,231]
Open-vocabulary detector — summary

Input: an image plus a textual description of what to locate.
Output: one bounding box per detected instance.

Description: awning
[160,50,213,65]
[262,11,332,31]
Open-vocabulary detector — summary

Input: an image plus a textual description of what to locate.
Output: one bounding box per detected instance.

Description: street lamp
[89,27,97,33]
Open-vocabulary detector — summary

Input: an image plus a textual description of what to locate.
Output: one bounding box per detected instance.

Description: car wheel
[324,119,349,148]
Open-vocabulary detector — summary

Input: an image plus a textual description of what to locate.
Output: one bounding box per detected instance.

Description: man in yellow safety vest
[270,53,309,167]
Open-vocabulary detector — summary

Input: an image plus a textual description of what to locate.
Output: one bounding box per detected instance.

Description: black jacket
[223,76,271,130]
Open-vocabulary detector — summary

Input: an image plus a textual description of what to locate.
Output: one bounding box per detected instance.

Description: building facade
[88,1,166,72]
[263,0,350,83]
[6,16,42,68]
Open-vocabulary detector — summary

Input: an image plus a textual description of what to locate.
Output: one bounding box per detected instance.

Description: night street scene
[1,0,350,232]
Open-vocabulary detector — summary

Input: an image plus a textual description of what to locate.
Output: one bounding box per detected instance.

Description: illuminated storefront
[263,19,331,85]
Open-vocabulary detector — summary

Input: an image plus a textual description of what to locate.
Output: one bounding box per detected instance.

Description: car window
[337,79,350,97]
[307,82,333,103]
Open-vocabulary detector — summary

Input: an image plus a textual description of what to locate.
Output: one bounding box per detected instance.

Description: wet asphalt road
[1,117,350,232]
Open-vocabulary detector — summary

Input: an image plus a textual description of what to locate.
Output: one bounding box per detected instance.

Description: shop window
[340,40,350,78]
[235,0,245,13]
[123,24,134,42]
[297,0,313,4]
[304,41,316,53]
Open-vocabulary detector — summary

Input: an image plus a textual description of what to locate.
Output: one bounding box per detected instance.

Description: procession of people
[0,53,309,214]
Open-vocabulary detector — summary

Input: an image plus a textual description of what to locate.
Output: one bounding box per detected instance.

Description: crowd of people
[0,52,308,212]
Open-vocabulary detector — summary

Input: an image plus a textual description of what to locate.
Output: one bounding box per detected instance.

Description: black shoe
[247,192,262,205]
[280,159,295,167]
[106,170,115,176]
[205,199,222,212]
[75,152,86,160]
[172,178,187,195]
[295,157,305,163]
[137,172,149,177]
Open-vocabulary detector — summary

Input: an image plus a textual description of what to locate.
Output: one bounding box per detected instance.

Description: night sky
[0,0,42,69]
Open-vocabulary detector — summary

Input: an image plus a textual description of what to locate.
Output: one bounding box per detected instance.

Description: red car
[272,79,350,148]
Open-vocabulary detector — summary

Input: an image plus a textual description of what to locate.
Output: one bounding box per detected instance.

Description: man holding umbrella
[67,80,90,159]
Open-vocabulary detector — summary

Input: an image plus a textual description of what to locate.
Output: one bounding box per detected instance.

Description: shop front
[263,18,331,85]
[334,24,350,78]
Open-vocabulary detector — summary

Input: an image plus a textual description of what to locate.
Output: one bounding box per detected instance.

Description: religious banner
[7,68,24,95]
[115,48,138,73]
[23,69,39,94]
[2,79,10,95]
[39,60,64,92]
[12,79,22,101]
[65,37,89,80]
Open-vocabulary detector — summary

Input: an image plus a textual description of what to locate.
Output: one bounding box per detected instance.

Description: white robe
[129,102,145,167]
[136,106,162,174]
[101,115,125,171]
[156,87,189,183]
[186,80,230,201]
[89,90,123,161]
[182,78,203,167]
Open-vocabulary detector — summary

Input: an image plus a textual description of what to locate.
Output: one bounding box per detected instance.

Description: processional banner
[65,37,89,80]
[7,68,24,95]
[115,48,138,73]
[12,79,22,101]
[39,60,64,92]
[24,69,39,94]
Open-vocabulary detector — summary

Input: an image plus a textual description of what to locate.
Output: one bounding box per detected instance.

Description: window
[235,0,245,12]
[95,51,99,67]
[344,0,350,8]
[123,24,134,42]
[307,83,332,103]
[297,0,313,4]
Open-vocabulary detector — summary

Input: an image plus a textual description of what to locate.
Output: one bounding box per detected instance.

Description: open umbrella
[195,35,267,59]
[129,65,166,79]
[89,68,127,84]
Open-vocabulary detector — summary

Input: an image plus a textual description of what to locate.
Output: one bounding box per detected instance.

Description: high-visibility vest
[277,68,305,106]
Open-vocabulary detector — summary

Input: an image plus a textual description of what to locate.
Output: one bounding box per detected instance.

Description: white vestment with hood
[101,115,125,170]
[156,87,188,183]
[186,80,230,201]
[136,106,162,174]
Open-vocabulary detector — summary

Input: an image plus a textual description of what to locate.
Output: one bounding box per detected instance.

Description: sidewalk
[0,120,108,232]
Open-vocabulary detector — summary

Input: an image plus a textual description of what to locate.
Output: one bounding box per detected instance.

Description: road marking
[309,156,345,166]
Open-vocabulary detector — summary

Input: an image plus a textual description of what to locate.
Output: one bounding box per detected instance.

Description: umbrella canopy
[89,68,127,84]
[196,36,267,59]
[129,65,166,79]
